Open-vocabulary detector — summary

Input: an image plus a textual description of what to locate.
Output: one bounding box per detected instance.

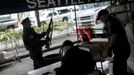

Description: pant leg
[33,59,39,69]
[29,50,47,69]
[113,45,130,75]
[29,51,39,69]
[113,58,127,75]
[35,50,47,68]
[113,52,129,75]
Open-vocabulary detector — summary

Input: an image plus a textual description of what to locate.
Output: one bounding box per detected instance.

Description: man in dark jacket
[97,9,130,75]
[21,17,48,69]
[56,40,96,75]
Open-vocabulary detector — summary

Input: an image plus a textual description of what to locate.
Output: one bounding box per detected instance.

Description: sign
[0,0,109,15]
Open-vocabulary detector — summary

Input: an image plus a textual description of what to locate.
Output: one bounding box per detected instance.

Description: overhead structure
[0,0,133,15]
[0,0,111,15]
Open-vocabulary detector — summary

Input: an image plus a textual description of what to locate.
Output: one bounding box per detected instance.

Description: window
[47,13,53,17]
[58,9,71,14]
[53,12,57,16]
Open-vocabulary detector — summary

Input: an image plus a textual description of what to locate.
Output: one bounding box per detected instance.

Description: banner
[0,0,109,15]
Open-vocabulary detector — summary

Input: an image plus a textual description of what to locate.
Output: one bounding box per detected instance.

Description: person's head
[96,9,109,22]
[61,40,74,54]
[21,17,31,28]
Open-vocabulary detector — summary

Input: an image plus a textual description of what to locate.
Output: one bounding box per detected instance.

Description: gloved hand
[107,47,113,57]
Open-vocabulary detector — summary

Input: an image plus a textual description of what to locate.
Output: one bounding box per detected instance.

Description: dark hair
[59,40,73,54]
[96,9,109,20]
[98,9,109,17]
[61,40,74,48]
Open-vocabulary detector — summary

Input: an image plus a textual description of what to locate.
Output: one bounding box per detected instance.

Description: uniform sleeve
[26,28,47,49]
[29,38,46,49]
[30,28,46,39]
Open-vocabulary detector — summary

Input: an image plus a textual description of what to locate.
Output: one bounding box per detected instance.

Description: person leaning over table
[96,9,130,75]
[21,17,49,69]
[55,40,96,75]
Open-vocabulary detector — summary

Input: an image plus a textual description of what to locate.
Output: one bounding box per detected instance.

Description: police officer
[97,9,130,75]
[21,17,47,69]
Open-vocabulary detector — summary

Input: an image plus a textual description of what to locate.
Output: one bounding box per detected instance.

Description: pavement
[0,49,61,75]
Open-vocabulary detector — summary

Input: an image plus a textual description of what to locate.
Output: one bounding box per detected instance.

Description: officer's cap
[21,17,31,24]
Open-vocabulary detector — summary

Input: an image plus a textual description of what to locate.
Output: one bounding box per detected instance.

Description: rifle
[45,18,53,49]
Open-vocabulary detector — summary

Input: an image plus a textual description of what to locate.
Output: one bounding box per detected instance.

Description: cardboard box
[80,42,108,60]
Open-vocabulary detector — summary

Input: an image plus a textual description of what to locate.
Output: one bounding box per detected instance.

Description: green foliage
[34,27,42,33]
[52,21,72,31]
[0,21,72,42]
[0,29,23,42]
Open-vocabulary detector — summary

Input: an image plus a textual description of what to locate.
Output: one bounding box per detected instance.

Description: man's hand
[107,47,113,57]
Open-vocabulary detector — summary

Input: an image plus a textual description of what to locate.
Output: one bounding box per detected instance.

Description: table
[90,38,108,43]
[28,62,61,75]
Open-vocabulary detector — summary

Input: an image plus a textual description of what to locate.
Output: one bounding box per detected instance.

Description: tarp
[0,0,110,15]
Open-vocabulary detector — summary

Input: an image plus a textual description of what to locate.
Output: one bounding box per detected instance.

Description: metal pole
[74,5,79,44]
[125,4,129,23]
[35,10,40,27]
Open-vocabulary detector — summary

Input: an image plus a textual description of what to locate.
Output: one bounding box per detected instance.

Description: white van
[76,6,108,27]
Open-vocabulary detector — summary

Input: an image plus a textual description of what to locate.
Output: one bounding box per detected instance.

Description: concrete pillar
[125,23,134,73]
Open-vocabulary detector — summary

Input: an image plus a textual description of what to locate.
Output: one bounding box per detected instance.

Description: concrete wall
[125,23,134,73]
[107,4,131,25]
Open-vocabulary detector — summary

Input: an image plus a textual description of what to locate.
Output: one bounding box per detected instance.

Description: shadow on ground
[0,63,12,71]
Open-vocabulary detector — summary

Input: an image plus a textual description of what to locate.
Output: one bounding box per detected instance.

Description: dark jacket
[56,46,96,75]
[23,28,46,51]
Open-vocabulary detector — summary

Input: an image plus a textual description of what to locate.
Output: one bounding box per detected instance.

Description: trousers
[29,49,47,69]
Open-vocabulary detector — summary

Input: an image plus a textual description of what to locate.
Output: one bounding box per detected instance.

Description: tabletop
[28,62,61,75]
